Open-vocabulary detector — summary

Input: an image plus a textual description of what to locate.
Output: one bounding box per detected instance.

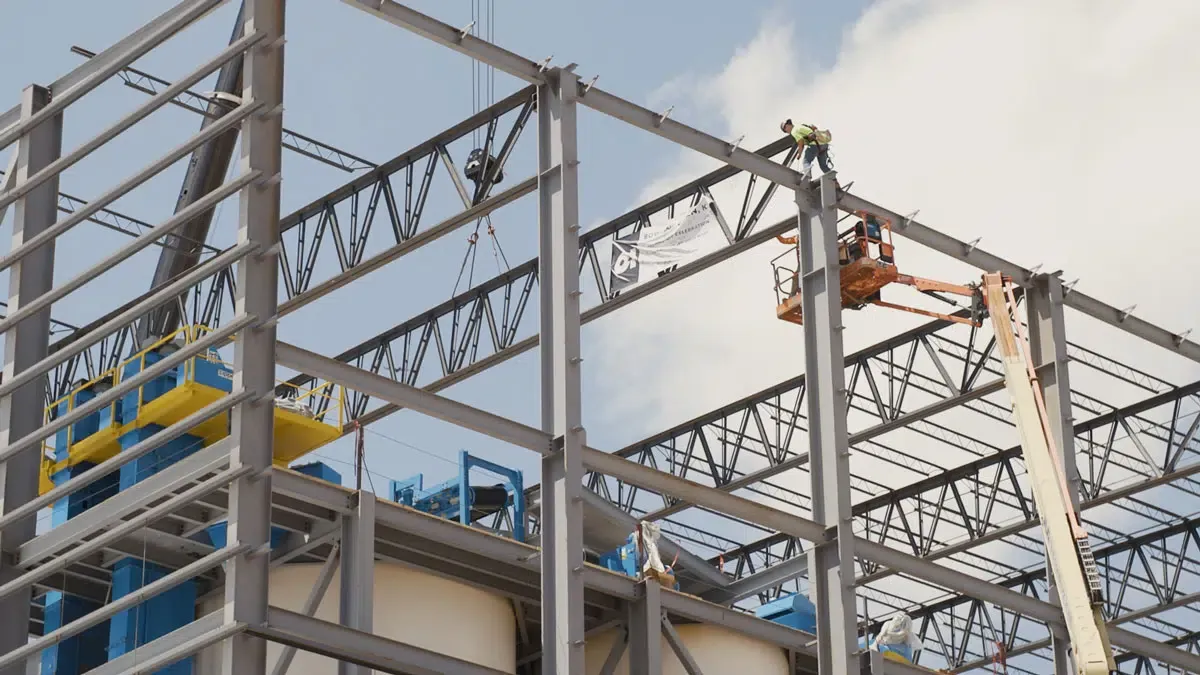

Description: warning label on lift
[608,196,726,296]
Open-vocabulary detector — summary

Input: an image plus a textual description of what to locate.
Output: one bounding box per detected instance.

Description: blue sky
[0,0,868,500]
[7,2,1200,667]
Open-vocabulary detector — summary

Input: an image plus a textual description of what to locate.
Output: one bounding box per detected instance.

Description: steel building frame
[0,1,1196,674]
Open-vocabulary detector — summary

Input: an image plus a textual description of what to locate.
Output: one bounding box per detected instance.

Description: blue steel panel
[40,593,108,675]
[108,559,195,675]
[755,592,818,634]
[292,461,342,485]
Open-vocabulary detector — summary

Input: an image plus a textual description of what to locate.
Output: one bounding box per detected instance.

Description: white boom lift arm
[982,272,1116,675]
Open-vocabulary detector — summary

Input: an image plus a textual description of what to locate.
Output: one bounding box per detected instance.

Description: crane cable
[453,0,509,298]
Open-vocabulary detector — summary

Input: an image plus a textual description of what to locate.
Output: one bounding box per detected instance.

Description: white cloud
[583,2,1200,660]
[593,0,1200,441]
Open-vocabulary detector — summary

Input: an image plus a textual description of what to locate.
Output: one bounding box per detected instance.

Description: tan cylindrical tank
[585,623,789,674]
[194,561,516,674]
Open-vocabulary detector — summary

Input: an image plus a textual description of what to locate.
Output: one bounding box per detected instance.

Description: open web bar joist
[343,0,1200,365]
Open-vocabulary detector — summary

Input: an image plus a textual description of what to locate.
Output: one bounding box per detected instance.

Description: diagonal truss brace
[273,339,1200,672]
[343,0,1200,365]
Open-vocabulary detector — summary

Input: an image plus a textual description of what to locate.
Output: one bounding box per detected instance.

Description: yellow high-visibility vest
[791,124,831,145]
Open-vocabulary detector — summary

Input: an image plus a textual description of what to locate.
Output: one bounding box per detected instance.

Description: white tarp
[608,196,727,296]
[638,520,666,575]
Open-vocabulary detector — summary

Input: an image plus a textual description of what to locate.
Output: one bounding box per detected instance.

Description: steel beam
[222,1,285,673]
[0,171,257,336]
[275,175,535,319]
[70,44,376,173]
[271,542,340,675]
[537,66,587,675]
[661,617,704,675]
[628,580,662,675]
[0,100,262,275]
[0,396,245,537]
[269,341,1200,670]
[338,492,375,675]
[274,469,815,653]
[0,33,264,220]
[345,0,1200,365]
[275,341,550,452]
[0,0,226,139]
[142,0,249,344]
[251,607,509,675]
[87,612,225,675]
[797,176,856,675]
[0,85,61,675]
[17,440,232,566]
[1027,273,1078,675]
[0,545,245,673]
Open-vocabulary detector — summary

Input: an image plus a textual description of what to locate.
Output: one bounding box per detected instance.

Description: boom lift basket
[771,211,984,327]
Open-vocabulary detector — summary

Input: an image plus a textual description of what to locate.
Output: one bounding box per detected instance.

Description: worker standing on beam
[780,118,833,178]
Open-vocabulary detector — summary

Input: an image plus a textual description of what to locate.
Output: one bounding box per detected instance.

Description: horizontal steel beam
[70,44,377,173]
[275,341,731,589]
[346,0,1200,366]
[839,192,1200,364]
[276,341,551,452]
[0,0,227,137]
[284,350,1200,671]
[85,612,224,675]
[273,472,815,652]
[251,607,510,675]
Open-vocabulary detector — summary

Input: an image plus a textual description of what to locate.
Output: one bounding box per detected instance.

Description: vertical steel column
[537,66,585,674]
[221,0,284,673]
[1027,273,1078,675]
[339,491,375,675]
[627,580,662,675]
[799,174,857,674]
[0,84,61,675]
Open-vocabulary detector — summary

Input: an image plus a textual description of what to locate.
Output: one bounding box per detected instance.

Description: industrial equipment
[596,520,680,590]
[755,593,818,634]
[39,325,345,496]
[771,212,986,327]
[980,272,1114,675]
[773,225,1116,674]
[464,147,504,187]
[391,449,526,542]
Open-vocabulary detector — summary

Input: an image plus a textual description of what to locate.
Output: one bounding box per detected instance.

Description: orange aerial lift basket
[770,211,985,327]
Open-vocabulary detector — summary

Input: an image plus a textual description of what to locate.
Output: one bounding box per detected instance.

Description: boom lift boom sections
[773,215,1116,673]
[982,272,1115,675]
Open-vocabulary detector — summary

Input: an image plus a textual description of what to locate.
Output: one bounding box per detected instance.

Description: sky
[3,0,1200,667]
[0,0,869,505]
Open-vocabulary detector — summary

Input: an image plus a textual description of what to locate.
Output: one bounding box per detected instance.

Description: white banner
[608,197,726,296]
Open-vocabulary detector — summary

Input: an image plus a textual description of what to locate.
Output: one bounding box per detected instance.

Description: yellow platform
[41,327,346,495]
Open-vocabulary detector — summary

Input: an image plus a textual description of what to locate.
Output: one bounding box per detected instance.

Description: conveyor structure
[391,449,526,542]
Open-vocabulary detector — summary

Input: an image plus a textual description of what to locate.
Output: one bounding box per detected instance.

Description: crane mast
[981,272,1115,675]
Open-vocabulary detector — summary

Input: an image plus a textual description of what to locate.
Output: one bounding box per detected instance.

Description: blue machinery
[390,450,527,543]
[38,326,345,675]
[38,327,532,674]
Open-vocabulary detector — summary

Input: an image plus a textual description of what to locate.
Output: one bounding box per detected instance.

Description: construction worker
[780,119,833,178]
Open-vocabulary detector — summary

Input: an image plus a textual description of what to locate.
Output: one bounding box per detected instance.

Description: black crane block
[464,148,504,186]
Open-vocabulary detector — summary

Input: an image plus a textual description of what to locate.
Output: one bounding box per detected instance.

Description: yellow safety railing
[123,338,347,434]
[273,378,347,432]
[42,324,349,481]
[43,324,215,450]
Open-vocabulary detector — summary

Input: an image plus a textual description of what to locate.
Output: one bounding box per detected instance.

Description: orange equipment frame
[771,211,984,327]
